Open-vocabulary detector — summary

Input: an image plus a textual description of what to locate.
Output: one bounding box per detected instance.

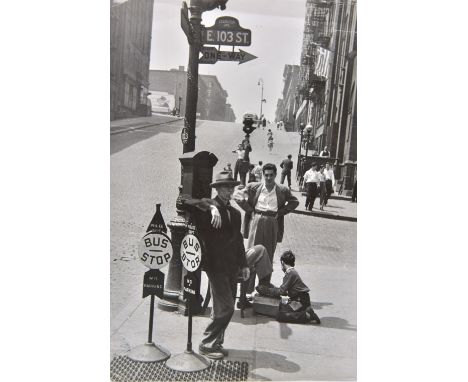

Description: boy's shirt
[272,267,310,298]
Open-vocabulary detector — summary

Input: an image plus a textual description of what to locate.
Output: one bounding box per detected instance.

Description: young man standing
[234,163,299,295]
[324,162,335,206]
[280,154,294,188]
[303,163,320,210]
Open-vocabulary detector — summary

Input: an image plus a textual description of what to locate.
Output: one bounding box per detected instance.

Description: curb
[110,118,184,135]
[291,208,357,222]
[300,192,351,201]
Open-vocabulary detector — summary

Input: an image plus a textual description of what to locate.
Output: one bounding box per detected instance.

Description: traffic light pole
[183,1,202,154]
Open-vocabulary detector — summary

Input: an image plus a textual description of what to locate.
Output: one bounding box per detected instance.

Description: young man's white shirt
[256,184,278,212]
[324,168,335,186]
[303,169,320,184]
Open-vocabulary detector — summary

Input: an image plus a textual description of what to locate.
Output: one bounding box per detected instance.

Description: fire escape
[297,0,333,147]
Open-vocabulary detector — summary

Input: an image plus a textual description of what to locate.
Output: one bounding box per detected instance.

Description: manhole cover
[110,356,249,381]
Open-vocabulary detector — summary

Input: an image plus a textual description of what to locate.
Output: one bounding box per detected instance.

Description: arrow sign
[199,47,257,65]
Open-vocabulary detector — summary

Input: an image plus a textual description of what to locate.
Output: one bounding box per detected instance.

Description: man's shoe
[199,344,224,360]
[306,307,321,324]
[237,300,253,309]
[214,345,229,356]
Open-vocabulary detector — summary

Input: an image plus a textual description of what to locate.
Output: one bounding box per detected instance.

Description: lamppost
[296,122,306,180]
[298,122,306,156]
[258,78,266,126]
[304,123,313,158]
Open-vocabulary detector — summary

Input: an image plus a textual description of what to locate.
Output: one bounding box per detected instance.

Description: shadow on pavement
[231,349,301,374]
[319,316,356,331]
[279,322,293,339]
[230,311,275,325]
[311,301,333,310]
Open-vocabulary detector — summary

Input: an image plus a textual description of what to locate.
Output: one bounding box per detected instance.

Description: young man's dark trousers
[325,179,333,205]
[233,159,242,181]
[305,182,318,210]
[280,171,291,188]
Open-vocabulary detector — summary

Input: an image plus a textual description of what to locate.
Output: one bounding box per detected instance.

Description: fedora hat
[210,171,241,188]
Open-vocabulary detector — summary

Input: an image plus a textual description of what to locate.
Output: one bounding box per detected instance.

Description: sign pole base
[127,342,171,363]
[165,350,210,372]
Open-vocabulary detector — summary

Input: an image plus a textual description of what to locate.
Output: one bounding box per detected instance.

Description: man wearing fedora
[192,171,250,360]
[234,163,299,297]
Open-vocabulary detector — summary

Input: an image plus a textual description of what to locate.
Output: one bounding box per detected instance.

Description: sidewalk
[110,212,357,381]
[282,171,356,222]
[290,188,357,222]
[110,114,183,134]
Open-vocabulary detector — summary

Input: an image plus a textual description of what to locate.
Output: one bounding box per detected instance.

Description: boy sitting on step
[256,250,321,324]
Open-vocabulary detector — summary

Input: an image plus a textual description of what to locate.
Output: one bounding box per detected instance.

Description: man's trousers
[246,213,278,293]
[280,172,291,187]
[200,271,237,349]
[245,244,273,293]
[305,182,318,210]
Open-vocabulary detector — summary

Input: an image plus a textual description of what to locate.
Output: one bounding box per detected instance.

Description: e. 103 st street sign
[201,16,251,46]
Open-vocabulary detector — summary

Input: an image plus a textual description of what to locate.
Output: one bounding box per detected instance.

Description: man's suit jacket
[280,159,294,174]
[235,182,299,243]
[193,196,247,275]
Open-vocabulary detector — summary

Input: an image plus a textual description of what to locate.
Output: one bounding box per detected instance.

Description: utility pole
[183,0,201,153]
[159,0,227,313]
[258,78,265,125]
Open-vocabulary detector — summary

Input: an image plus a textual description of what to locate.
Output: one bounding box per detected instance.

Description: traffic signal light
[242,113,256,136]
[199,0,228,12]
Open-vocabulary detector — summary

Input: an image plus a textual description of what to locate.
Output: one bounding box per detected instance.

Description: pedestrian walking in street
[232,144,245,182]
[234,163,299,296]
[318,165,327,210]
[267,135,274,152]
[224,163,233,178]
[192,171,250,360]
[242,137,252,162]
[248,163,256,184]
[280,154,294,188]
[262,117,267,128]
[256,250,321,324]
[324,162,335,206]
[319,145,330,157]
[303,163,320,210]
[237,138,252,187]
[253,161,263,182]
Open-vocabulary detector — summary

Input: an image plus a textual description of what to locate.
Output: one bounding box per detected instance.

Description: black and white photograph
[4,1,468,382]
[110,1,356,380]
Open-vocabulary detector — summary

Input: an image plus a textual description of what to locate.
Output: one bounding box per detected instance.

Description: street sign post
[199,46,257,65]
[201,16,251,46]
[128,204,171,363]
[166,230,206,372]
